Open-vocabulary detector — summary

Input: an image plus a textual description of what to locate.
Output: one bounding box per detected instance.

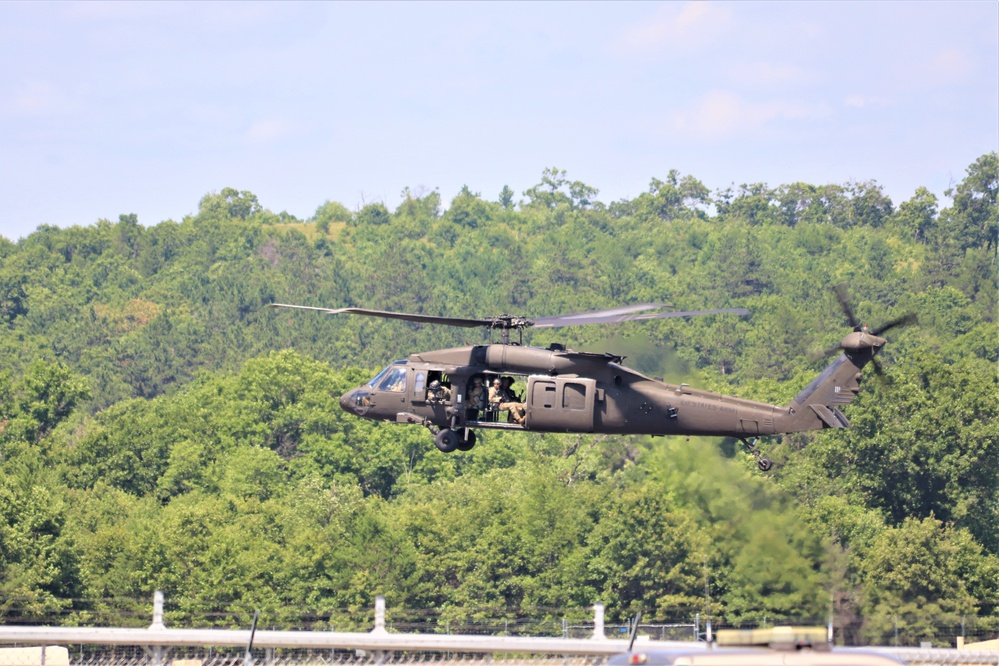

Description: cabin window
[562,383,586,410]
[414,372,426,394]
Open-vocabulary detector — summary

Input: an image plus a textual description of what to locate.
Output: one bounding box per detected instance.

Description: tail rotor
[818,285,917,378]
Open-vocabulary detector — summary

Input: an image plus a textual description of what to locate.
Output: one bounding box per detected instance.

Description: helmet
[429,380,441,389]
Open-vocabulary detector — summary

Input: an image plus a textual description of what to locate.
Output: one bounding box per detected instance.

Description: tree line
[0,153,996,645]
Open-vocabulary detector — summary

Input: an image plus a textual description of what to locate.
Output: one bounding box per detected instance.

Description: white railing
[1,594,996,666]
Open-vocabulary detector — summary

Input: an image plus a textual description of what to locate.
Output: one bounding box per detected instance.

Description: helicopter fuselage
[339,342,804,440]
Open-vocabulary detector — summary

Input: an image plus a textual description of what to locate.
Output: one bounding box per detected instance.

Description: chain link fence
[3,644,999,666]
[0,646,608,666]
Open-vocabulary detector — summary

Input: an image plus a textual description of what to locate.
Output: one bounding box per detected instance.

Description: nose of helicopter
[339,389,355,413]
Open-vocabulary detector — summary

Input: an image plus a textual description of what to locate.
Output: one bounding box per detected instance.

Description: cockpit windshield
[368,365,393,388]
[368,361,407,391]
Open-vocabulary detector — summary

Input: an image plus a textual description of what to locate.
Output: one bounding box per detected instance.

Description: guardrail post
[591,603,606,640]
[150,591,166,630]
[149,590,167,666]
[372,596,388,635]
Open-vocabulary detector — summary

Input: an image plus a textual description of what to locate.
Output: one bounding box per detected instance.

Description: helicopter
[269,288,914,471]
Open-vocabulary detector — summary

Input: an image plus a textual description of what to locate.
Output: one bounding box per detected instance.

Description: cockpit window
[377,367,407,392]
[368,366,393,388]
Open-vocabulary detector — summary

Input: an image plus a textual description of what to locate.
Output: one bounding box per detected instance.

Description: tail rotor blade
[833,284,860,330]
[872,313,918,336]
[810,341,844,362]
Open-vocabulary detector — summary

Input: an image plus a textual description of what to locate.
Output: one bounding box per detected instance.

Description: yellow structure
[716,626,829,650]
[0,646,69,666]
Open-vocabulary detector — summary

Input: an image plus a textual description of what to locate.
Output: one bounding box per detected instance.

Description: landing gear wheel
[434,428,459,453]
[456,430,477,451]
[741,437,773,472]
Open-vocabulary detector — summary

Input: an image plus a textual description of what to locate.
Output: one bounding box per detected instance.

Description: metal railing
[1,594,996,666]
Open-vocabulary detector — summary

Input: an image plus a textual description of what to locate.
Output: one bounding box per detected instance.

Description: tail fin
[777,331,884,433]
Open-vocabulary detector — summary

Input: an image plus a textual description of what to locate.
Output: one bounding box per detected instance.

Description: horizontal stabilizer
[810,404,851,429]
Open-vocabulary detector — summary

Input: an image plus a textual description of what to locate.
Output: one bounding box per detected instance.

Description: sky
[1,1,996,241]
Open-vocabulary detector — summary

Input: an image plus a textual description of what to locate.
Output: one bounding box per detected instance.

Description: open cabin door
[525,377,596,432]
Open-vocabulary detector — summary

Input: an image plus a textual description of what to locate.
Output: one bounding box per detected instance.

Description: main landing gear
[741,438,773,472]
[433,427,476,453]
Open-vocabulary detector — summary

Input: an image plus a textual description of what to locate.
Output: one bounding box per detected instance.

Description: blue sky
[1,1,996,240]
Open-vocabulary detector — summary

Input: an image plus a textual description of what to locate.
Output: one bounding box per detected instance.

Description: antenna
[244,610,259,666]
[627,610,642,652]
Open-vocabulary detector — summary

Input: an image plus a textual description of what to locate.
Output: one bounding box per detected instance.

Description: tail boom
[775,331,885,433]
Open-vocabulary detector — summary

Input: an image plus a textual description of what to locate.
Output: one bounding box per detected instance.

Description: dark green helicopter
[270,288,913,470]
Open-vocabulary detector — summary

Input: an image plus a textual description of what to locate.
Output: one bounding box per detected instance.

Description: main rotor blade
[531,303,668,328]
[872,313,918,336]
[268,304,490,328]
[271,302,751,332]
[532,307,750,328]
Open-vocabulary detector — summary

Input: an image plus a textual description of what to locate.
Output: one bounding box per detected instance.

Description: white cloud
[7,81,66,115]
[730,61,808,87]
[844,95,889,109]
[665,90,816,140]
[611,1,733,56]
[245,119,292,144]
[928,47,974,82]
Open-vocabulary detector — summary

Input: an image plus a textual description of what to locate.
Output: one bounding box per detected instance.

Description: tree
[942,152,999,252]
[354,202,390,226]
[892,187,938,242]
[846,181,893,229]
[523,167,599,210]
[1,361,90,448]
[859,517,999,646]
[799,352,999,554]
[396,188,441,222]
[634,170,710,222]
[498,185,515,210]
[0,468,81,622]
[445,187,493,229]
[198,188,262,221]
[312,200,352,234]
[584,484,706,616]
[715,183,778,226]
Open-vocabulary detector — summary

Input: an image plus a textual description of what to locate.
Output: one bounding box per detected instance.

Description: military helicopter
[269,288,913,470]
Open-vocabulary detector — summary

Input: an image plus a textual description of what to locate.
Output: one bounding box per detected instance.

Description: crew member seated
[487,377,503,417]
[466,376,487,420]
[488,376,525,425]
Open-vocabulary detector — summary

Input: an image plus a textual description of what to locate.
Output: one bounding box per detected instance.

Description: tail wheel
[742,438,773,473]
[434,428,459,453]
[456,430,477,451]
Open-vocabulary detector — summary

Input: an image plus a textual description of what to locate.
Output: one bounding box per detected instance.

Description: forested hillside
[0,154,996,646]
